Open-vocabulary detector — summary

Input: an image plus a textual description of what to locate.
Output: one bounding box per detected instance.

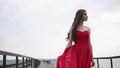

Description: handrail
[41,56,120,68]
[94,56,120,68]
[0,50,41,68]
[0,50,30,57]
[94,55,120,59]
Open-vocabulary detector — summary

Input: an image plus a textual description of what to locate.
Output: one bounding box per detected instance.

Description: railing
[94,56,120,68]
[40,56,120,68]
[0,50,41,68]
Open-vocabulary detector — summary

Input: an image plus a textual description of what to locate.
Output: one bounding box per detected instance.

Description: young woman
[57,9,95,68]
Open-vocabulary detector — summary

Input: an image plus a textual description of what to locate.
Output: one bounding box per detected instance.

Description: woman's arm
[88,28,95,67]
[66,26,73,48]
[88,28,94,59]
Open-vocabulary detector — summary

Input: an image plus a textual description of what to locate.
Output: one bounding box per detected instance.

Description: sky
[0,0,120,59]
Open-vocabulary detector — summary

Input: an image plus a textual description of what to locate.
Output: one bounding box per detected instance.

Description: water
[0,59,22,65]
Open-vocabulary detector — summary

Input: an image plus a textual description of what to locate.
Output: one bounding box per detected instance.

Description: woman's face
[82,11,88,21]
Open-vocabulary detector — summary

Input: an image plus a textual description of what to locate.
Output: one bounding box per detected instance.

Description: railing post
[110,58,113,68]
[29,57,31,68]
[31,58,32,68]
[22,57,25,68]
[28,58,30,68]
[26,57,28,68]
[3,55,6,68]
[97,59,99,68]
[16,56,18,68]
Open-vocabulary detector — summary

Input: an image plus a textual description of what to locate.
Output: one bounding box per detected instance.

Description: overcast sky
[0,0,120,59]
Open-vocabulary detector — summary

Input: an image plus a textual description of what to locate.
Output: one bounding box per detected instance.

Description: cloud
[0,0,120,58]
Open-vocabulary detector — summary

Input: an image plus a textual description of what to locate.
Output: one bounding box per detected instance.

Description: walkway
[38,62,54,68]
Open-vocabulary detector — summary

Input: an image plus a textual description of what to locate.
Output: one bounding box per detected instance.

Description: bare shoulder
[84,25,90,31]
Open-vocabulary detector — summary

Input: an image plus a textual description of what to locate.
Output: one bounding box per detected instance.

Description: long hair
[66,9,86,41]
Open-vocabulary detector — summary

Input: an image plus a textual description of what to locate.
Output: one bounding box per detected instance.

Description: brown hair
[67,9,86,41]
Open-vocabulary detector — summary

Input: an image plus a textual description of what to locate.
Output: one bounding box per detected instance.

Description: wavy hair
[66,9,86,41]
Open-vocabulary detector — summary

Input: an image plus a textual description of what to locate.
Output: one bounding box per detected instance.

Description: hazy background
[0,0,120,59]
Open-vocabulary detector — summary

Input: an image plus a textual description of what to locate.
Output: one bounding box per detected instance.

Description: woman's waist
[74,40,89,44]
[75,40,88,42]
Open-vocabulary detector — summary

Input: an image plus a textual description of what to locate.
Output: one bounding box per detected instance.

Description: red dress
[57,30,92,68]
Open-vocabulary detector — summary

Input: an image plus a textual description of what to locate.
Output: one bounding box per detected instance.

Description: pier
[1,50,120,68]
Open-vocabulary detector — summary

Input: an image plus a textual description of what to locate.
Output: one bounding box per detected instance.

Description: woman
[57,9,95,68]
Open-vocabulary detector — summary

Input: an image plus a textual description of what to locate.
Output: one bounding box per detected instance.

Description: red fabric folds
[57,30,92,68]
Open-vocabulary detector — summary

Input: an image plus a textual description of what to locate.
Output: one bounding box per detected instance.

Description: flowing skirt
[57,43,92,68]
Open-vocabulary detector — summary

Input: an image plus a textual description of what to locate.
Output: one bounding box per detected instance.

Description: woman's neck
[78,21,84,26]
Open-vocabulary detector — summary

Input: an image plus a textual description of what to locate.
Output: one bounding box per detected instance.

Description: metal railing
[41,56,120,68]
[94,56,120,68]
[0,50,41,68]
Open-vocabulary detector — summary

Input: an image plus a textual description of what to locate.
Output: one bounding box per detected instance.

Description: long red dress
[57,30,92,68]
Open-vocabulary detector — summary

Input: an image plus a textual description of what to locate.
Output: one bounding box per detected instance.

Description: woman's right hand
[91,59,95,67]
